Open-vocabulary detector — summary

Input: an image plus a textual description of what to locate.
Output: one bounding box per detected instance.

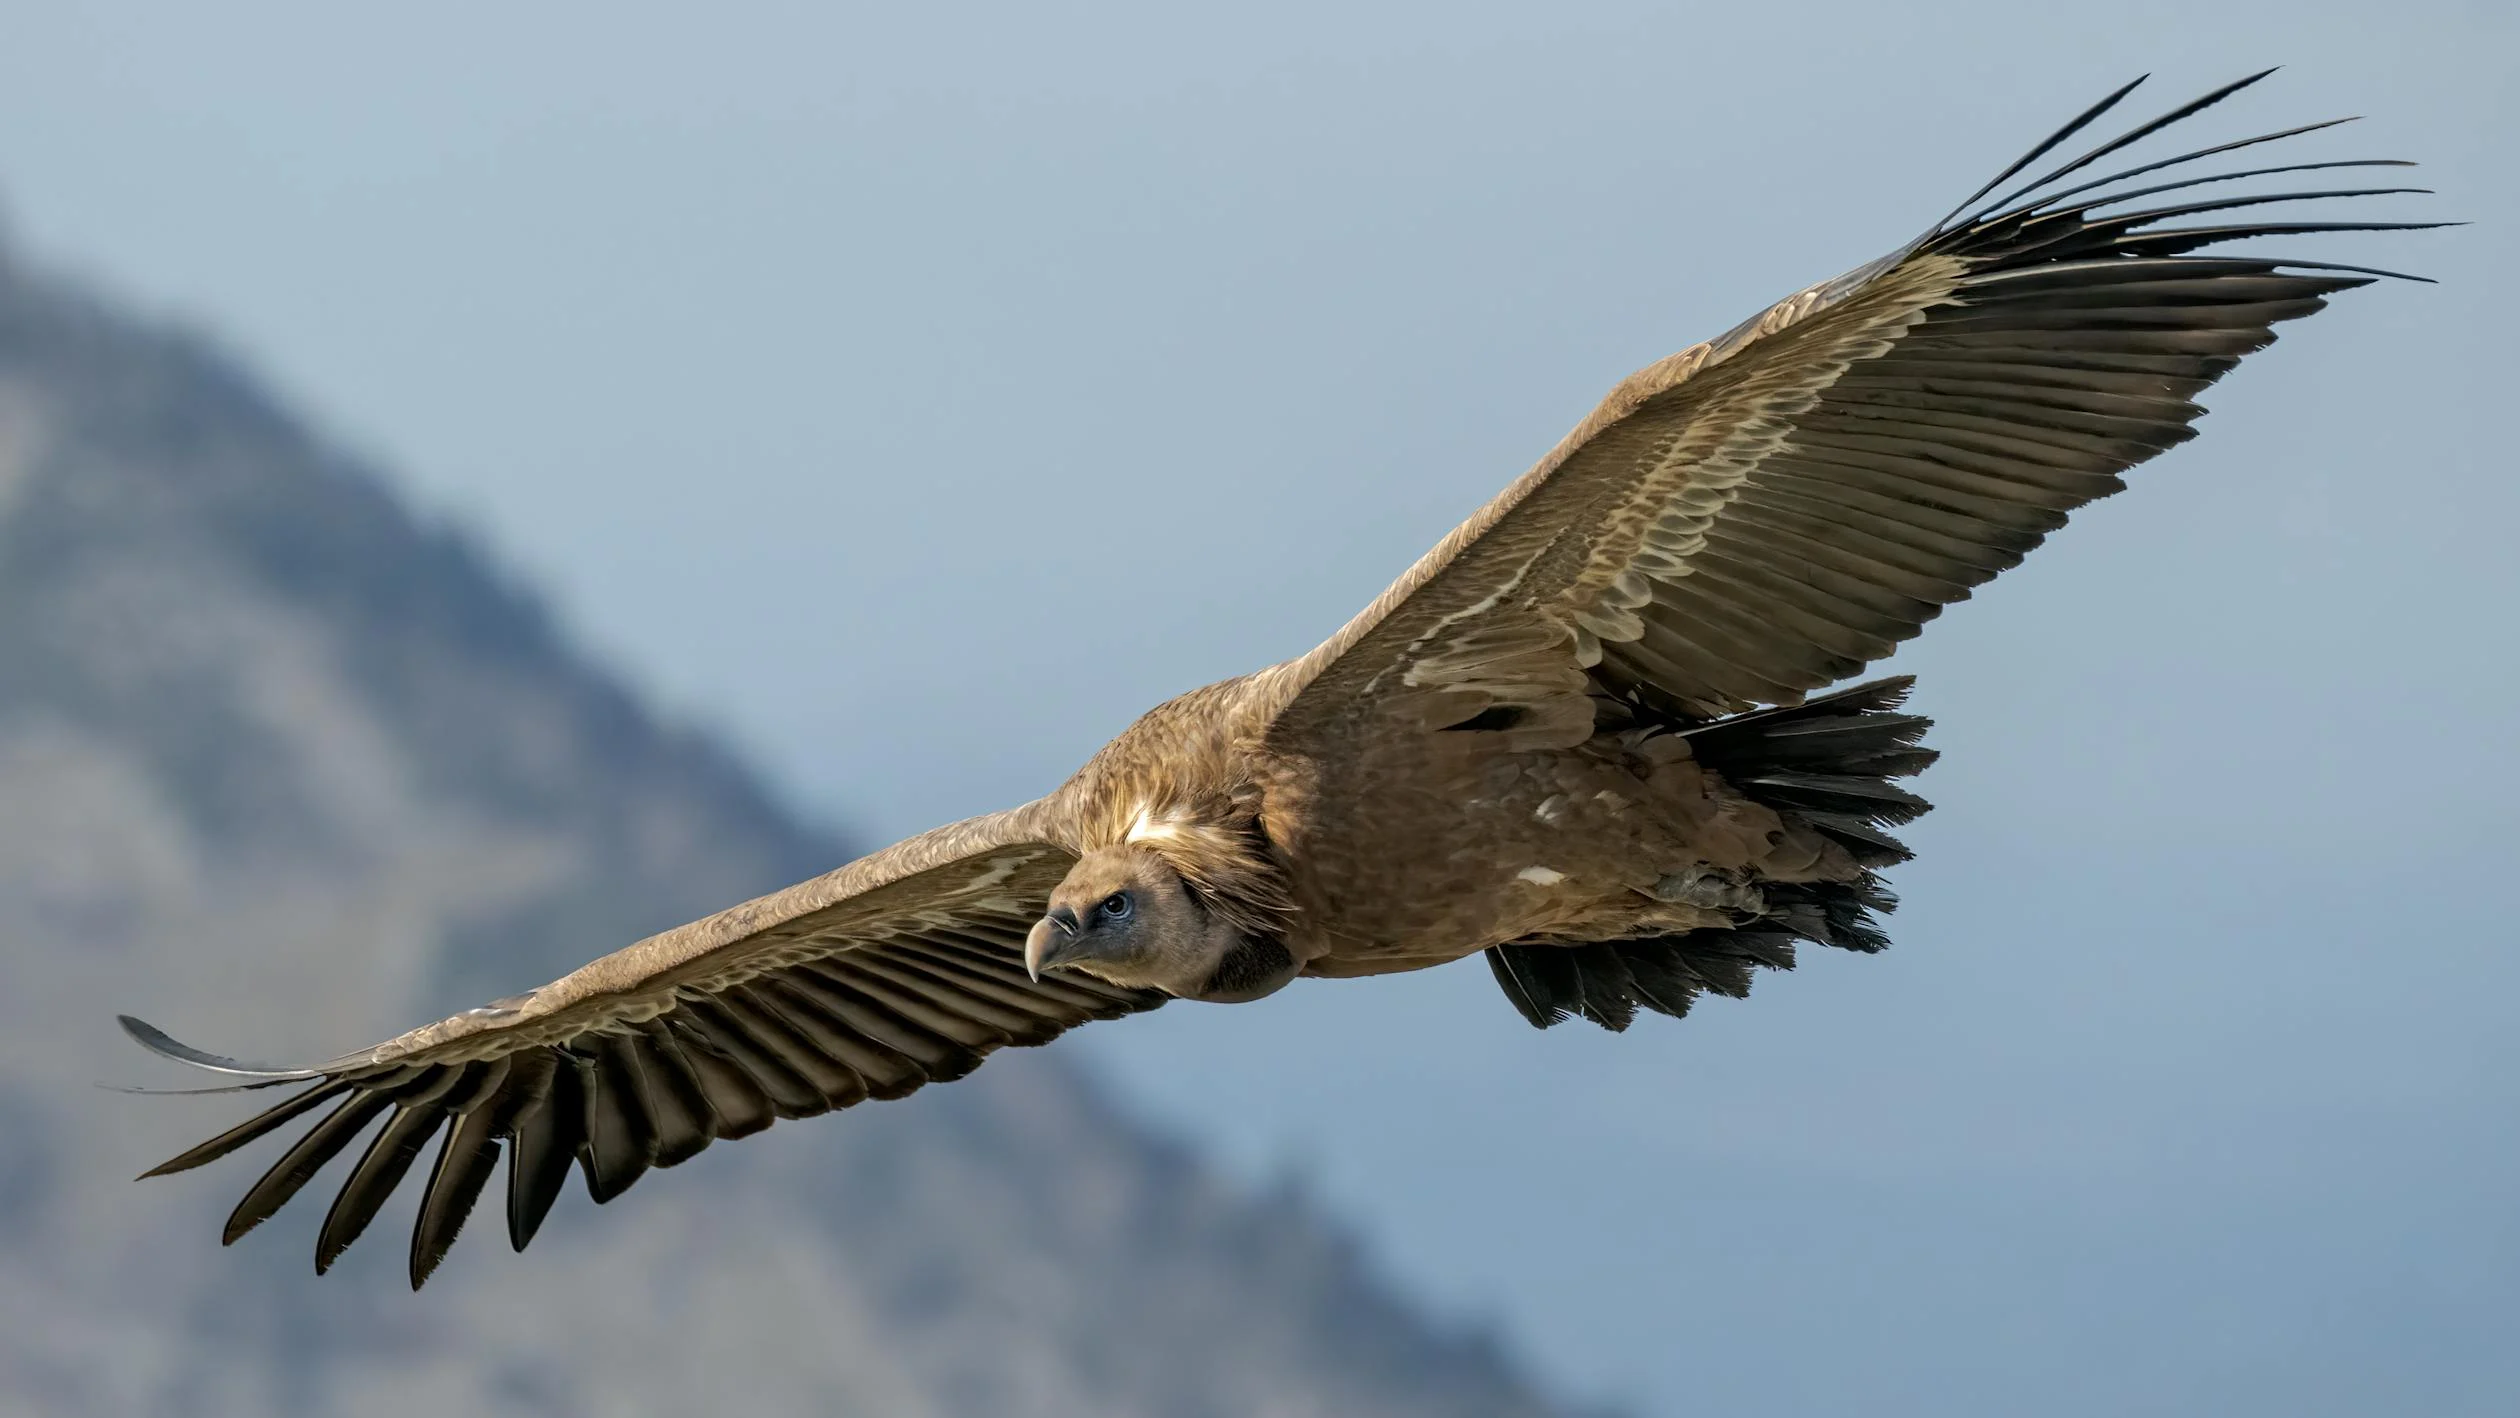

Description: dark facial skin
[1025,846,1242,996]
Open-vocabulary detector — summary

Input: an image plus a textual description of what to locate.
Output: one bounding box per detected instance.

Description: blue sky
[4,4,2513,1412]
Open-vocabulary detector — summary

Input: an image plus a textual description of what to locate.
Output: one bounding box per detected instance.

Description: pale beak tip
[1024,912,1077,984]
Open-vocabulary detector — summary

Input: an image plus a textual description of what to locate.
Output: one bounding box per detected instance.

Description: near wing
[123,802,1162,1288]
[1266,72,2439,743]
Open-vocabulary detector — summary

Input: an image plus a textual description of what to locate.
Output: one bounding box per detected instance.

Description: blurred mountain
[0,226,1575,1418]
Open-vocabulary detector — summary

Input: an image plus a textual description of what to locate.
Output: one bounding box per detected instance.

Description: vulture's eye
[1098,892,1133,921]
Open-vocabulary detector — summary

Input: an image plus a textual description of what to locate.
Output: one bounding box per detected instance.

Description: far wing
[124,801,1163,1287]
[1266,72,2434,748]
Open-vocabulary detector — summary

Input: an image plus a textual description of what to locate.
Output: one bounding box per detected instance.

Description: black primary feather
[410,1106,505,1289]
[224,1092,393,1245]
[317,1103,446,1273]
[406,1058,514,1289]
[578,1035,660,1205]
[505,1052,581,1252]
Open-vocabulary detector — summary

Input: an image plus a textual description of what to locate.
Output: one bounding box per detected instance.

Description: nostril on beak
[1026,908,1084,982]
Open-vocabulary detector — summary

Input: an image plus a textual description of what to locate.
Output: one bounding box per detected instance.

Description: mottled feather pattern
[1488,680,1930,1030]
[1269,73,2431,728]
[122,73,2430,1282]
[123,824,1165,1286]
[1556,258,1967,665]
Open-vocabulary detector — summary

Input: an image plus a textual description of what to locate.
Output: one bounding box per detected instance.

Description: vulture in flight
[124,72,2436,1287]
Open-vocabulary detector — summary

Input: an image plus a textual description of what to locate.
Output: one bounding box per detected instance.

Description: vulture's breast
[1271,728,1783,975]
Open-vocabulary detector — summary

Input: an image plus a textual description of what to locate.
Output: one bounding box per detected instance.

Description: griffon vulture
[123,72,2436,1287]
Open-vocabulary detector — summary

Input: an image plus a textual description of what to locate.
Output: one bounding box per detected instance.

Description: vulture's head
[1027,845,1248,997]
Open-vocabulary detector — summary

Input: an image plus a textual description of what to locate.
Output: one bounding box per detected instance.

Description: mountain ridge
[0,223,1583,1418]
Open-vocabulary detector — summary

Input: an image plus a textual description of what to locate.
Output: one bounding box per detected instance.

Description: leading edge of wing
[1257,71,2439,737]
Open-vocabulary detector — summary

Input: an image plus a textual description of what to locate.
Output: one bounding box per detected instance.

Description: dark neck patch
[1195,935,1297,1004]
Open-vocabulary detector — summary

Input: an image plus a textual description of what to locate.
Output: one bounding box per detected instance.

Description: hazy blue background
[4,3,2512,1413]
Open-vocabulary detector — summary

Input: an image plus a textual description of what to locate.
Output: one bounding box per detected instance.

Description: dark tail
[1681,675,1937,870]
[1486,677,1937,1031]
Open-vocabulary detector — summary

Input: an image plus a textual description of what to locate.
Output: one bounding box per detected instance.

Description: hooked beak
[1024,906,1083,982]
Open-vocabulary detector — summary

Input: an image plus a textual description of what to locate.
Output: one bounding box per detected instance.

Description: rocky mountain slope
[0,224,1574,1418]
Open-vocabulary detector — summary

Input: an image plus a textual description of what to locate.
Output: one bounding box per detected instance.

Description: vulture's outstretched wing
[1265,72,2439,747]
[124,802,1162,1288]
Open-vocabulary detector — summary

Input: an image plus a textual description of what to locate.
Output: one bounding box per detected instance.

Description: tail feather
[1684,676,1938,868]
[1486,677,1932,1030]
